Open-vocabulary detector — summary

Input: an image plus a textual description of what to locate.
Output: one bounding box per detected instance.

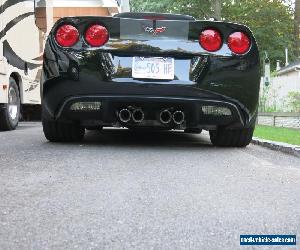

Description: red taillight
[55,24,79,47]
[199,29,222,52]
[228,32,250,54]
[85,24,109,47]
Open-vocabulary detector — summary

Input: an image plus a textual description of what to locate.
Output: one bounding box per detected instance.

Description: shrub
[288,92,300,112]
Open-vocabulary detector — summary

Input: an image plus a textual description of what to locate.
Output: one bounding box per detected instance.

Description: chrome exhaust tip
[132,109,145,123]
[159,109,172,124]
[173,110,185,125]
[119,108,132,123]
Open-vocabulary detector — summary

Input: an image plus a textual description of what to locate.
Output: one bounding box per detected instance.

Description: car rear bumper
[42,85,256,130]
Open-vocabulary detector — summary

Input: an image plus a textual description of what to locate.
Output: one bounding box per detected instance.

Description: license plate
[132,57,174,80]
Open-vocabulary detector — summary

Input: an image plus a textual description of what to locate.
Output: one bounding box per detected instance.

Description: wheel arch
[10,72,23,103]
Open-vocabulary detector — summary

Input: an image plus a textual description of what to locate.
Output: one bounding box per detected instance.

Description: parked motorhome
[0,0,128,130]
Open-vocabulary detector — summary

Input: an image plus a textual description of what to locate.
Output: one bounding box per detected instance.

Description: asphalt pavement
[0,122,299,249]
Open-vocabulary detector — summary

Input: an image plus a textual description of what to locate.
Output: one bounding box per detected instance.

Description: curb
[252,137,300,158]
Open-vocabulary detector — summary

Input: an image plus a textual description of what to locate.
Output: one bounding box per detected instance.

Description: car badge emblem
[143,26,167,35]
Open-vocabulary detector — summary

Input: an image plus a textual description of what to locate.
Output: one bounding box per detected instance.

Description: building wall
[53,7,111,22]
[35,0,120,34]
[261,71,300,111]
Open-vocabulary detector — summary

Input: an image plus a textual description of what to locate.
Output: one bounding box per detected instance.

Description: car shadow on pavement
[79,128,213,148]
[16,122,42,131]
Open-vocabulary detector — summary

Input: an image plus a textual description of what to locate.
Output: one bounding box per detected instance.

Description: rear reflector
[55,24,79,47]
[85,24,109,47]
[202,106,232,116]
[228,32,250,54]
[70,102,102,111]
[199,29,222,52]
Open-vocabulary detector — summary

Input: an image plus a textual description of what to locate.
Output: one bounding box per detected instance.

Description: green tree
[130,0,212,19]
[222,0,295,70]
[295,0,300,57]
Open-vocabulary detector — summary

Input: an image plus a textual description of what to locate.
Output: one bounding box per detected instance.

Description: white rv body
[0,0,41,105]
[0,0,126,130]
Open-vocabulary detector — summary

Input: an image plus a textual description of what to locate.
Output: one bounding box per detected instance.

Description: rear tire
[209,126,255,147]
[42,119,85,142]
[0,77,20,131]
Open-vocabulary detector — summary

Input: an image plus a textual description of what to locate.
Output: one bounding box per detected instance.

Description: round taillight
[199,29,222,52]
[55,24,79,47]
[85,24,109,47]
[228,32,250,54]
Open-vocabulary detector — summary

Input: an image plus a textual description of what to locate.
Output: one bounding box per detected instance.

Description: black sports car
[41,12,260,147]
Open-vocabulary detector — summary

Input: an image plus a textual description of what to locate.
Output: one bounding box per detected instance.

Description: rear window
[115,12,195,21]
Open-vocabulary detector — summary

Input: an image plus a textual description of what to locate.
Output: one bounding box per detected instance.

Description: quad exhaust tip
[159,109,172,124]
[173,110,185,125]
[119,108,131,123]
[132,109,145,123]
[119,108,184,125]
[118,108,145,123]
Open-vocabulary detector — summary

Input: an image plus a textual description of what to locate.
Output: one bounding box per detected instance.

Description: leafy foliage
[288,91,300,111]
[130,0,212,19]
